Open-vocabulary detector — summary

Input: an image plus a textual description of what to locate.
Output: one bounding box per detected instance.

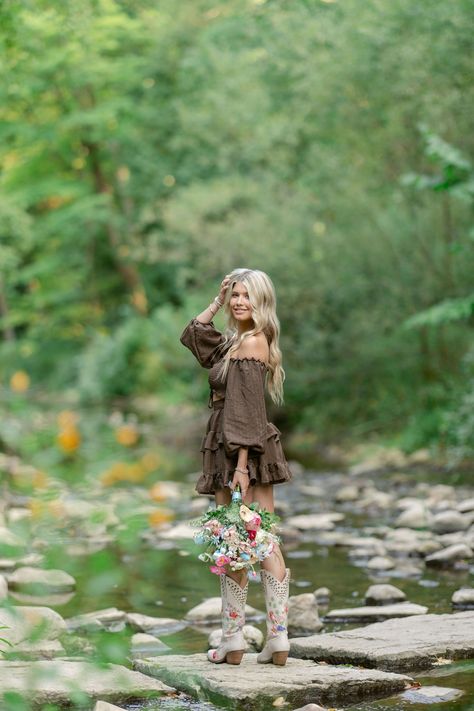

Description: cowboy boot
[257,567,290,665]
[207,574,248,664]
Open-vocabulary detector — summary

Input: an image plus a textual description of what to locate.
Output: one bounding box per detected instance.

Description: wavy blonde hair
[215,268,285,405]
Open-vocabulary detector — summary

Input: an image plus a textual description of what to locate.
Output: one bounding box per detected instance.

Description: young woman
[180,268,293,666]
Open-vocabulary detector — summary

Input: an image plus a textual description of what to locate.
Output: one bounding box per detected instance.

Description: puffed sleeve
[180,318,225,369]
[222,358,268,456]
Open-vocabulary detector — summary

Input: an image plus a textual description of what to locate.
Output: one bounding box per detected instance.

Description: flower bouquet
[191,486,281,576]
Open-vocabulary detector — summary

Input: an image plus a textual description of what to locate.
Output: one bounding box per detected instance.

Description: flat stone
[7,566,76,593]
[364,584,406,606]
[125,612,185,634]
[400,684,464,703]
[185,597,263,623]
[0,660,174,704]
[0,575,7,600]
[94,702,127,711]
[0,605,66,649]
[66,607,126,632]
[130,633,169,657]
[134,653,412,709]
[425,543,473,567]
[431,510,470,534]
[286,513,345,531]
[290,611,474,672]
[324,602,427,622]
[366,556,395,571]
[458,498,474,513]
[452,588,474,609]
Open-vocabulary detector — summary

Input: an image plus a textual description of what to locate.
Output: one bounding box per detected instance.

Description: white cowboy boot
[257,568,290,666]
[207,574,248,664]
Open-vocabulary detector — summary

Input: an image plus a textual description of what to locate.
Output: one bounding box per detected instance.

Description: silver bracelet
[208,303,217,316]
[214,296,224,307]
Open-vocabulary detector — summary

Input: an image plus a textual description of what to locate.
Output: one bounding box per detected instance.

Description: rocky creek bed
[0,450,473,710]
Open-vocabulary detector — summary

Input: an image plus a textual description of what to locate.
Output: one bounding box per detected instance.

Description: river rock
[323,602,427,622]
[130,633,169,657]
[66,608,126,632]
[400,685,464,703]
[366,555,395,571]
[286,513,344,531]
[0,575,7,600]
[209,624,263,651]
[185,597,263,623]
[288,593,323,635]
[94,702,127,711]
[125,612,185,634]
[135,654,412,709]
[431,510,470,534]
[394,505,429,529]
[314,587,330,604]
[458,498,474,513]
[7,566,76,593]
[364,584,406,606]
[452,588,474,609]
[0,660,174,704]
[292,705,328,711]
[335,485,359,502]
[0,605,67,659]
[425,543,473,568]
[291,610,474,672]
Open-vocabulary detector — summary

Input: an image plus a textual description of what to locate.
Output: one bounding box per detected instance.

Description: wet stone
[452,587,474,609]
[400,685,464,703]
[0,660,174,705]
[291,611,474,672]
[323,602,427,622]
[364,584,406,606]
[134,653,412,710]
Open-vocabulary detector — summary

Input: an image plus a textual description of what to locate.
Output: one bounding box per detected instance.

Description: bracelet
[234,467,249,476]
[208,303,217,316]
[214,296,224,307]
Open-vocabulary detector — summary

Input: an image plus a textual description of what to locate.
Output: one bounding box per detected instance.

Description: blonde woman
[180,268,293,666]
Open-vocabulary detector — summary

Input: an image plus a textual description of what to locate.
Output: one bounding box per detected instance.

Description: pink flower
[215,555,231,567]
[210,565,226,575]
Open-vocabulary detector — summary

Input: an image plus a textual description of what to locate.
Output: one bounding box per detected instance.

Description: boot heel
[272,651,288,666]
[226,650,244,665]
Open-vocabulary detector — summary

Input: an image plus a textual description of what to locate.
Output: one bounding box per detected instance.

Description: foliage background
[1,0,473,470]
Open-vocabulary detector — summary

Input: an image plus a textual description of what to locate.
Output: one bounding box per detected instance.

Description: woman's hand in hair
[218,274,232,304]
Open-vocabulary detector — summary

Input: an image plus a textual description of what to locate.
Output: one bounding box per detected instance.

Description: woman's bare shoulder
[233,332,269,364]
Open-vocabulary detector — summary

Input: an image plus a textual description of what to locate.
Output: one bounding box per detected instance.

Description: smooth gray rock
[185,597,262,623]
[288,593,323,635]
[364,584,406,606]
[209,624,263,651]
[130,633,169,657]
[7,566,76,593]
[0,575,7,600]
[394,505,429,529]
[324,602,427,622]
[94,702,127,711]
[400,685,464,703]
[0,660,174,704]
[425,543,473,568]
[125,612,185,634]
[291,611,474,672]
[314,587,330,604]
[452,588,474,609]
[366,555,395,571]
[0,605,66,649]
[431,510,470,534]
[66,607,126,632]
[134,653,412,709]
[286,513,344,531]
[458,498,474,513]
[292,705,328,711]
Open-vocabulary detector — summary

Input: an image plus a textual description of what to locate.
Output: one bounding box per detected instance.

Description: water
[7,468,474,710]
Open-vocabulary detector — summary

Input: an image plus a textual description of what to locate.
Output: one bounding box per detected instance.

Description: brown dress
[180,318,293,495]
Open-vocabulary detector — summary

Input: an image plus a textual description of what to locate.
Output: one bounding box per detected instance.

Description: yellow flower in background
[115,424,139,447]
[57,426,81,453]
[10,370,30,392]
[148,508,174,527]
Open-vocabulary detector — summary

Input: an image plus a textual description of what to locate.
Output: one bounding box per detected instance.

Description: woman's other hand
[230,470,250,500]
[218,274,232,304]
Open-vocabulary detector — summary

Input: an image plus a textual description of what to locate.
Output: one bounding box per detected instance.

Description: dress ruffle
[195,408,292,495]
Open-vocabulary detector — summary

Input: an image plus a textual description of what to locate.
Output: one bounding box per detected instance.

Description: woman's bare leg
[247,484,286,581]
[215,487,248,588]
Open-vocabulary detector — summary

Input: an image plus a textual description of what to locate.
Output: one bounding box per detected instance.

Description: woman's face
[229,281,253,323]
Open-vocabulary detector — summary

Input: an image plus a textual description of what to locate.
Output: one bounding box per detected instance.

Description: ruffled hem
[195,460,292,495]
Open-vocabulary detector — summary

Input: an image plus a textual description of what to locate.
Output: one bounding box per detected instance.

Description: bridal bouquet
[191,486,281,576]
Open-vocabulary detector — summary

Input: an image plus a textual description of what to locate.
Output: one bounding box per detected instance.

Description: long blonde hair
[216,268,285,405]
